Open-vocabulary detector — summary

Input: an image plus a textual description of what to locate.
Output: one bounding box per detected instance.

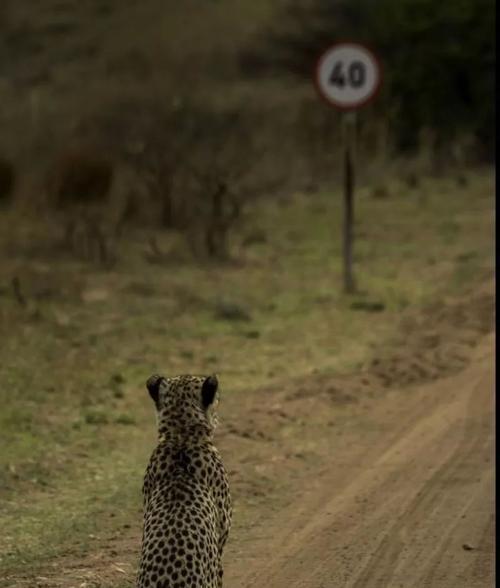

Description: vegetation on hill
[243,0,496,158]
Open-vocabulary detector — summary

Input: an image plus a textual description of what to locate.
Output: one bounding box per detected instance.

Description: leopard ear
[146,374,164,406]
[201,375,218,408]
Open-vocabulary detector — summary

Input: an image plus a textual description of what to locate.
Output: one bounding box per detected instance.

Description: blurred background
[0,1,495,586]
[0,0,495,245]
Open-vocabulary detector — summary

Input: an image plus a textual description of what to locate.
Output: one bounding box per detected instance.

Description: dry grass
[0,167,494,585]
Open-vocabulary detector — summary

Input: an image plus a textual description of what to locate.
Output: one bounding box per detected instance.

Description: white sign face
[315,43,381,110]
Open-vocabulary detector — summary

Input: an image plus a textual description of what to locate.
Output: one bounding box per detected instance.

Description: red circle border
[313,41,383,111]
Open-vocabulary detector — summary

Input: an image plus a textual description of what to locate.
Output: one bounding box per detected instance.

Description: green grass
[0,168,494,582]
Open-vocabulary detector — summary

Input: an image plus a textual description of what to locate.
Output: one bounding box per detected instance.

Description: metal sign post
[314,42,381,294]
[342,111,357,293]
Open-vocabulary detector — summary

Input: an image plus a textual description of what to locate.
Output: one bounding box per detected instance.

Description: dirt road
[224,334,495,588]
[3,288,493,588]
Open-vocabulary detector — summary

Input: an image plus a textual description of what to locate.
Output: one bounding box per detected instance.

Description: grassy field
[0,167,494,586]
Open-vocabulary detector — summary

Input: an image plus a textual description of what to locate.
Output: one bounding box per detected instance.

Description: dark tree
[241,0,495,158]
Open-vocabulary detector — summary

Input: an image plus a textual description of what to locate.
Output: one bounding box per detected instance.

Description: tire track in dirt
[225,334,494,588]
[351,363,493,587]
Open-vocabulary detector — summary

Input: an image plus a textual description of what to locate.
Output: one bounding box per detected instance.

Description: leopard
[136,373,231,588]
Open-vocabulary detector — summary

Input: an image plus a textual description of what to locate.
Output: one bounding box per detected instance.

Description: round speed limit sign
[314,42,381,110]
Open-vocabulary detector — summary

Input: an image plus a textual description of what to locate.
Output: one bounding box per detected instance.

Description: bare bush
[90,97,269,260]
[171,105,259,259]
[44,148,115,264]
[0,156,15,205]
[36,91,288,262]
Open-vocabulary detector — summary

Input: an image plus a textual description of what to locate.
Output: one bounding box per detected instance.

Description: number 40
[329,61,366,88]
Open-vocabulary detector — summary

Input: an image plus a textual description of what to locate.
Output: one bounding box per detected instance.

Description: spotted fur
[137,374,231,588]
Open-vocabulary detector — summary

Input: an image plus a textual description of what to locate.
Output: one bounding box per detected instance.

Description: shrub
[44,148,115,264]
[0,156,15,205]
[46,149,113,210]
